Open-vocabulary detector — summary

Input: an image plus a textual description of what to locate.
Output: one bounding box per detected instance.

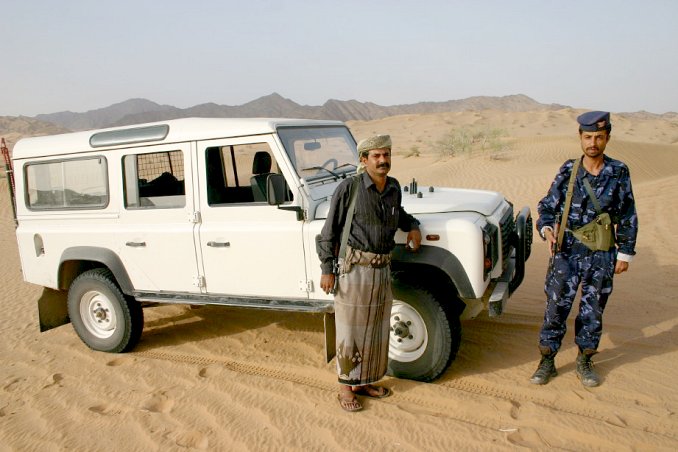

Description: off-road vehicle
[10,118,532,381]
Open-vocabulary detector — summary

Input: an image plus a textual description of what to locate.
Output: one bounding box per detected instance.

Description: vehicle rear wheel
[67,268,143,353]
[387,282,461,382]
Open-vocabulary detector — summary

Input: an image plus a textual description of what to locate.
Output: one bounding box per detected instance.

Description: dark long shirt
[536,155,638,257]
[317,172,420,274]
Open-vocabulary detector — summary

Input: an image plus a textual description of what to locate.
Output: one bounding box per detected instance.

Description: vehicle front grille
[500,206,515,266]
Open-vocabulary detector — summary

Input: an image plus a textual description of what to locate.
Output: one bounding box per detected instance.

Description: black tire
[67,268,143,353]
[387,282,461,382]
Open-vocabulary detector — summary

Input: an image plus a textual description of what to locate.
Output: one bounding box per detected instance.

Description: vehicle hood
[314,186,505,219]
[400,186,505,216]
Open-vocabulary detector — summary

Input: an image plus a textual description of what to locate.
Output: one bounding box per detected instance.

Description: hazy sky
[3,0,677,117]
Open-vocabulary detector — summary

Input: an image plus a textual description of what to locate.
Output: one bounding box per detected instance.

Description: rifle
[549,214,561,270]
[549,158,579,270]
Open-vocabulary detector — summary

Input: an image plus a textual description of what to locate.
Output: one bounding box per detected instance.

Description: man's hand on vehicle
[406,229,422,251]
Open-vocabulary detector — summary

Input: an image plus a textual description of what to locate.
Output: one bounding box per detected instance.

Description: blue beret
[577,111,611,132]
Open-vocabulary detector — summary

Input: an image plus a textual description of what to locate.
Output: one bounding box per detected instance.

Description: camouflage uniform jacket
[536,155,638,260]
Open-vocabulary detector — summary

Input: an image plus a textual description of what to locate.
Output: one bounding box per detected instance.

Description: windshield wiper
[335,163,357,171]
[300,166,341,179]
[300,163,357,180]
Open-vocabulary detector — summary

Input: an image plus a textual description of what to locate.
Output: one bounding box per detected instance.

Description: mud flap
[38,288,70,332]
[324,312,336,363]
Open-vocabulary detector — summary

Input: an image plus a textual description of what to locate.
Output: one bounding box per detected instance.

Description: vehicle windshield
[277,126,358,182]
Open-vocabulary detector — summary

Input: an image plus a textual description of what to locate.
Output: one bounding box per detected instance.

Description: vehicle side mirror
[267,174,304,220]
[266,174,287,206]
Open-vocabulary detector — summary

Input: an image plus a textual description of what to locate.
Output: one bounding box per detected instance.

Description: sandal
[337,392,363,412]
[353,385,392,399]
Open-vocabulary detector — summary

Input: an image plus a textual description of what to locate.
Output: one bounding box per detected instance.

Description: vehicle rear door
[118,143,202,292]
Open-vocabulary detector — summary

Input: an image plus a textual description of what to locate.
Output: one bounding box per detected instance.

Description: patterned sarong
[334,247,392,386]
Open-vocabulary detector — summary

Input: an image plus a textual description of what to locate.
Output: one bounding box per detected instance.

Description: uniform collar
[577,155,613,178]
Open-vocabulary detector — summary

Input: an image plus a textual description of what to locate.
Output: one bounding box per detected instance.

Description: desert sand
[1,110,677,450]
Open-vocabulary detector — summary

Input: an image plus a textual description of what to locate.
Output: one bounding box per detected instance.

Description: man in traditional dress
[317,134,421,411]
[531,111,638,387]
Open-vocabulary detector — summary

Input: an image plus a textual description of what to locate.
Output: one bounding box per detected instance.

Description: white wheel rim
[79,290,117,339]
[389,300,428,362]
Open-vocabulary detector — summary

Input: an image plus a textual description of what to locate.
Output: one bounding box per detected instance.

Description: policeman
[531,111,638,387]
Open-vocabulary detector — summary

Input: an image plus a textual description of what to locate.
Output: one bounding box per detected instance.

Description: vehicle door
[118,143,202,293]
[196,137,308,298]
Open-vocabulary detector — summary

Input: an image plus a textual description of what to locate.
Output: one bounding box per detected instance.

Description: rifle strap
[338,176,361,260]
[557,158,580,250]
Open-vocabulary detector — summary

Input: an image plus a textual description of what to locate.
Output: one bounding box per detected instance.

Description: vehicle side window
[123,150,185,209]
[205,143,291,205]
[25,157,109,210]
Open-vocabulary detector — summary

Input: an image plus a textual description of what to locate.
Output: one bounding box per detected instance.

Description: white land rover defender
[11,118,532,381]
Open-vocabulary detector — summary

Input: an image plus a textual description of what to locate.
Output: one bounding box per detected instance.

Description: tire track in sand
[135,350,677,444]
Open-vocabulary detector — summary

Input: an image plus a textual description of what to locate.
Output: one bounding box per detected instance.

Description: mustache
[377,163,390,169]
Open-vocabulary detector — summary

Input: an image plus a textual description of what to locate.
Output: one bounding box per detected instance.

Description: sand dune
[1,110,677,450]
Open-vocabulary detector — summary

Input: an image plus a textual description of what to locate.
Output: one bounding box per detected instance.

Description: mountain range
[34,93,568,132]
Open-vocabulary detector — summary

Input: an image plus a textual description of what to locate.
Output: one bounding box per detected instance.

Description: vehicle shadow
[136,304,325,352]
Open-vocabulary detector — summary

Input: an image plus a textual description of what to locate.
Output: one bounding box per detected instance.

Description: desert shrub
[405,145,420,158]
[433,128,473,157]
[433,127,508,157]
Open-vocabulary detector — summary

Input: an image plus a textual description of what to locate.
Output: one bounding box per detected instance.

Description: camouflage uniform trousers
[539,243,616,353]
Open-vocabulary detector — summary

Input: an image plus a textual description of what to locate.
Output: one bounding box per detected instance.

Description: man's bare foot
[338,387,362,412]
[352,384,392,398]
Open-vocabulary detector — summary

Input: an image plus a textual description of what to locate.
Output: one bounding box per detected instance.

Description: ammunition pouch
[571,213,615,251]
[340,246,391,274]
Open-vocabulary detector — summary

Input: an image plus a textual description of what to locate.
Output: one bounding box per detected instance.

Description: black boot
[576,349,601,387]
[530,347,557,385]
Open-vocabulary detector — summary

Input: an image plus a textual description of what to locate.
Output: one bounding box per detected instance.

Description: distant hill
[2,100,678,154]
[33,93,569,131]
[0,117,70,152]
[5,94,675,144]
[35,98,179,131]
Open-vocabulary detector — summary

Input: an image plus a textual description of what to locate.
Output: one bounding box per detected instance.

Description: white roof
[12,117,345,159]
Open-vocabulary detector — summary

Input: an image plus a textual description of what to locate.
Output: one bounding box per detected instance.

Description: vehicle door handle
[125,241,146,247]
[207,241,230,248]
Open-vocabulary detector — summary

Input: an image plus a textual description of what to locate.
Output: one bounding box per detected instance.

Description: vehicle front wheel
[387,282,461,382]
[67,268,143,353]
